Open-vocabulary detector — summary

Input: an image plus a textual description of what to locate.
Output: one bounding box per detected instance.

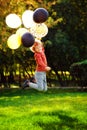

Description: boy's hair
[30,39,42,52]
[32,42,39,52]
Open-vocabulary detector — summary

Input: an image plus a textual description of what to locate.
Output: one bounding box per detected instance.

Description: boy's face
[35,44,42,52]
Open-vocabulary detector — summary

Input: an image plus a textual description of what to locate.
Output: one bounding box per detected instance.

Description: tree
[44,0,87,85]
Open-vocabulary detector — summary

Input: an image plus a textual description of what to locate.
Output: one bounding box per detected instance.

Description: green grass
[0,88,87,130]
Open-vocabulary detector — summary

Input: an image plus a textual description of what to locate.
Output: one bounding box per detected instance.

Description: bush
[70,60,87,86]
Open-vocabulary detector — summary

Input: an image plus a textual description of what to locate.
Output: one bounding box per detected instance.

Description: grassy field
[0,88,87,130]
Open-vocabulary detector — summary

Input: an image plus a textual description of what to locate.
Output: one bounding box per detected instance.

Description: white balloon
[6,14,22,28]
[30,23,48,38]
[22,10,35,28]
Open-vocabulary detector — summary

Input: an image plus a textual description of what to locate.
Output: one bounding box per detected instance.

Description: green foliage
[46,30,79,71]
[70,60,87,86]
[0,89,87,130]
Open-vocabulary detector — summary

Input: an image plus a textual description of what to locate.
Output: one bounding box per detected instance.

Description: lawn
[0,88,87,130]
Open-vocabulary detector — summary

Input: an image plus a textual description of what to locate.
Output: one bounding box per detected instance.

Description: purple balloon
[33,8,49,23]
[22,32,35,47]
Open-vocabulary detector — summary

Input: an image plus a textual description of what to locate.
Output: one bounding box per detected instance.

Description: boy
[22,40,51,91]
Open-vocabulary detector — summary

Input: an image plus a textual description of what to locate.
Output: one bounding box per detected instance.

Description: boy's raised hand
[45,66,51,71]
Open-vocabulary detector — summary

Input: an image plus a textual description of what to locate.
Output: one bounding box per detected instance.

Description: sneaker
[30,76,36,83]
[22,79,29,89]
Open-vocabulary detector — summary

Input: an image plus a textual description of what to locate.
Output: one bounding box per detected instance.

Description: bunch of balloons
[5,8,49,49]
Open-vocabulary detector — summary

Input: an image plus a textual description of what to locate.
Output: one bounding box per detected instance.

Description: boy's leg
[27,72,47,92]
[34,72,44,91]
[29,72,44,91]
[43,73,47,91]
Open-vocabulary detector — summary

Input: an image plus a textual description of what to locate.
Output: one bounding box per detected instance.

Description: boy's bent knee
[38,86,45,91]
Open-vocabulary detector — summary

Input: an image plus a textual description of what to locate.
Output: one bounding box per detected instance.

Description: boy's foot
[22,79,29,89]
[30,76,36,83]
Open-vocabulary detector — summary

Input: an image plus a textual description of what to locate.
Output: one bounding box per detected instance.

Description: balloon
[30,23,48,39]
[7,34,21,49]
[16,28,29,45]
[5,14,22,28]
[22,10,35,28]
[21,32,35,47]
[33,8,49,23]
[16,28,29,37]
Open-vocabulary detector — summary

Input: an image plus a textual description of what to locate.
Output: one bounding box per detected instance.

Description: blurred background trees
[0,0,87,87]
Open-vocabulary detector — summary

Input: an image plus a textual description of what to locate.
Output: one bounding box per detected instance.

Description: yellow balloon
[7,34,21,49]
[16,28,29,37]
[16,28,29,45]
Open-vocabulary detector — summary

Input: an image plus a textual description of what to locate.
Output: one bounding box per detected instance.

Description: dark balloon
[22,32,35,47]
[33,8,49,23]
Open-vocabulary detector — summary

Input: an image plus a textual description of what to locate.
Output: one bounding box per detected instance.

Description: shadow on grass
[35,110,87,130]
[0,88,87,108]
[0,88,62,97]
[0,87,82,97]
